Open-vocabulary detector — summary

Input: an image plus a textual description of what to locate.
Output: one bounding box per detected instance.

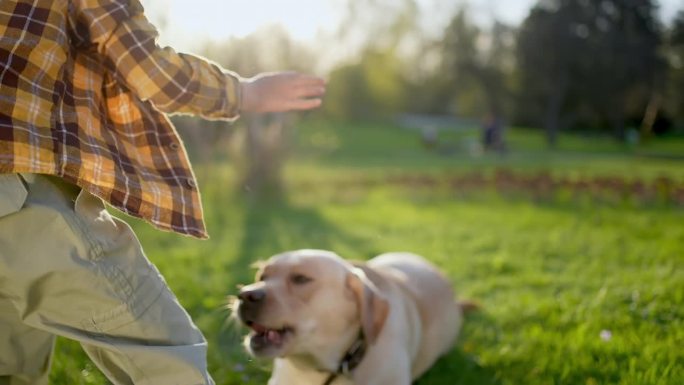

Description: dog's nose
[239,288,266,303]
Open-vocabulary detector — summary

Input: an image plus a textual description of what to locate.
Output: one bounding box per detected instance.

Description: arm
[74,0,324,119]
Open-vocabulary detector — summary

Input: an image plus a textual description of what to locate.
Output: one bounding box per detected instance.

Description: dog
[234,249,465,385]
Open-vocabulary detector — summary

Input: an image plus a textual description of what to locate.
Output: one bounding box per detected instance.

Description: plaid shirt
[0,0,243,239]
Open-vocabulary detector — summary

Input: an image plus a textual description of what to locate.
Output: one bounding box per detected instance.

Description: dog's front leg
[268,359,298,385]
[269,358,333,385]
[375,369,412,385]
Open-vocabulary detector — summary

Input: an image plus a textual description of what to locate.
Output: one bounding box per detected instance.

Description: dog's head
[234,249,389,359]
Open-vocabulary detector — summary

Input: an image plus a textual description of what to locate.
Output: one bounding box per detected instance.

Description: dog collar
[323,331,368,385]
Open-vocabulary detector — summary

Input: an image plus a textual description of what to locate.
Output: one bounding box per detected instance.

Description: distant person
[0,1,325,384]
[421,126,439,150]
[482,113,507,153]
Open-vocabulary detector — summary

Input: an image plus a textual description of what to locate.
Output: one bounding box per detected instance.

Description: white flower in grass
[600,329,612,341]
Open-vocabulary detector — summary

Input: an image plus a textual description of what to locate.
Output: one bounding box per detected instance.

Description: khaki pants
[0,174,214,385]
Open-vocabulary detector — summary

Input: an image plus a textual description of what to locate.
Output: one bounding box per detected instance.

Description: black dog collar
[323,331,368,385]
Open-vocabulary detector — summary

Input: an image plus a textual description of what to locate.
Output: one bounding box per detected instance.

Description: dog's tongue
[251,324,283,344]
[267,330,282,344]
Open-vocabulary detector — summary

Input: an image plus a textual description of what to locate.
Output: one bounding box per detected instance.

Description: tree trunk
[544,74,568,148]
[612,100,626,142]
[544,87,565,148]
[242,113,289,196]
[544,104,559,147]
[640,94,661,142]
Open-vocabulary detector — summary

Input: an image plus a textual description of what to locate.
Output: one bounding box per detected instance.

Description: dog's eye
[290,274,313,285]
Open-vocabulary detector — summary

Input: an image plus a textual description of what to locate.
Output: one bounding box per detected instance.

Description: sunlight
[142,0,680,52]
[142,0,339,49]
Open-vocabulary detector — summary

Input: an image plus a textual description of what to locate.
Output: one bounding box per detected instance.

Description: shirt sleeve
[74,0,241,121]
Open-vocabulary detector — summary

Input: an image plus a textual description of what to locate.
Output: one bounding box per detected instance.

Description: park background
[53,1,683,384]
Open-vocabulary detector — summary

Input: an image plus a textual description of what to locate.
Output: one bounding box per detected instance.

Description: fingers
[295,85,326,99]
[285,74,326,111]
[295,75,326,87]
[287,98,323,111]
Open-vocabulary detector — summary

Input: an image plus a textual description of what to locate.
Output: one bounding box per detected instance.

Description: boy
[0,1,325,384]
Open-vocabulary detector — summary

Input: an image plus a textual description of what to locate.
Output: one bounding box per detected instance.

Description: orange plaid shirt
[0,0,243,239]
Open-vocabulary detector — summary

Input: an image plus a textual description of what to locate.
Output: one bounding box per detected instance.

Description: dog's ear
[346,268,389,344]
[250,260,267,281]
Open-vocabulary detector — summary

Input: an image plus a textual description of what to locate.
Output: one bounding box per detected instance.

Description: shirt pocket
[0,174,29,218]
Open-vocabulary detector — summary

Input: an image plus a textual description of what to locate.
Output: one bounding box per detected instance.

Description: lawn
[50,120,683,385]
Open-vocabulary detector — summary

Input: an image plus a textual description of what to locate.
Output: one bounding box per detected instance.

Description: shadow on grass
[417,349,502,385]
[228,190,380,285]
[417,311,503,385]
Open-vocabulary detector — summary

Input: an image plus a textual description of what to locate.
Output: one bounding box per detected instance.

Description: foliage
[517,0,666,144]
[665,10,684,126]
[324,49,407,120]
[441,9,515,119]
[201,24,317,77]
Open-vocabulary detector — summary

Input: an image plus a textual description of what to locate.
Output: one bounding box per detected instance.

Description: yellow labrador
[235,249,464,385]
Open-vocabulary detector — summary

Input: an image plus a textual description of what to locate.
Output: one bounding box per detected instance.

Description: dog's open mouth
[246,321,294,351]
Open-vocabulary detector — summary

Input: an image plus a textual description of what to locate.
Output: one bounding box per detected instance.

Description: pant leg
[0,174,54,385]
[0,174,214,385]
[0,298,55,385]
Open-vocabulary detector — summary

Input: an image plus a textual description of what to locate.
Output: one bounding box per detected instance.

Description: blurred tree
[440,9,515,120]
[323,0,518,123]
[323,0,418,121]
[325,49,406,120]
[337,0,419,51]
[517,1,585,146]
[518,0,665,145]
[332,4,519,120]
[205,25,316,77]
[586,0,665,141]
[665,10,684,128]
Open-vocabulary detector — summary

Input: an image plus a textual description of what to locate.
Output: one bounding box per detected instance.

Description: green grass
[290,120,684,180]
[50,121,683,385]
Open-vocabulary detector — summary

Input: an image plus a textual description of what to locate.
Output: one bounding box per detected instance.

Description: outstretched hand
[240,72,326,114]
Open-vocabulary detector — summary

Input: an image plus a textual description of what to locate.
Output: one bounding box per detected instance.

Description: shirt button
[169,142,180,150]
[186,178,197,189]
